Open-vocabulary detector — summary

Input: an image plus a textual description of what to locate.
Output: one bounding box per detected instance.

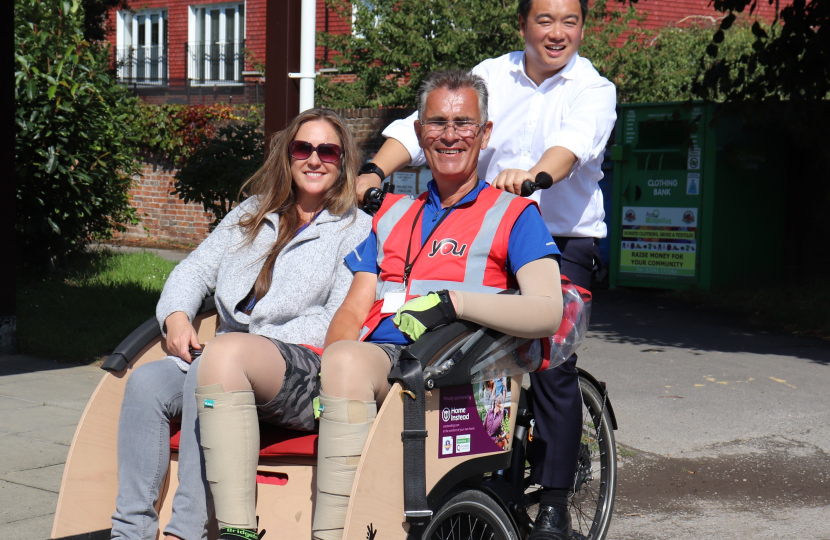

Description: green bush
[618,19,762,103]
[317,0,524,108]
[173,122,265,227]
[132,103,263,165]
[15,0,141,266]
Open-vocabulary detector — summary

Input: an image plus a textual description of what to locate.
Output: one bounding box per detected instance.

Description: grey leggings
[111,358,212,540]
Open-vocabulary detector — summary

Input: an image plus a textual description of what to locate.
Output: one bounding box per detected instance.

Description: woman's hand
[164,311,201,363]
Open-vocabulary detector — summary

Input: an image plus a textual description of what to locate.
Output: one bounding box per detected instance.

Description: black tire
[568,377,617,540]
[423,489,519,540]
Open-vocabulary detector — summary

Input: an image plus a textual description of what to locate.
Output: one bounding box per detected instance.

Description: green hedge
[15,0,140,266]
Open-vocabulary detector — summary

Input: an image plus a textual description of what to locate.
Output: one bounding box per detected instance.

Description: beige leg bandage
[196,383,260,529]
[312,393,377,540]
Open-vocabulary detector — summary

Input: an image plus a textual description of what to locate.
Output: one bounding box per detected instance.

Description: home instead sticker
[437,383,505,458]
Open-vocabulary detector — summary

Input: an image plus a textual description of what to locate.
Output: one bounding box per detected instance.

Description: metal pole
[288,0,317,112]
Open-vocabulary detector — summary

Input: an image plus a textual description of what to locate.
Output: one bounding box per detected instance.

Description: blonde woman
[112,108,370,540]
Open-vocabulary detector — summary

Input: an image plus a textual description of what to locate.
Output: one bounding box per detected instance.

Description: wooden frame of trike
[52,290,617,540]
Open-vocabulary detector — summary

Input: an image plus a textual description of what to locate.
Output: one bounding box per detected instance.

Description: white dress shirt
[382,51,617,238]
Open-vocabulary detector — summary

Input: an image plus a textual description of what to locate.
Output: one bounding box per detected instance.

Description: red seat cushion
[169,421,318,458]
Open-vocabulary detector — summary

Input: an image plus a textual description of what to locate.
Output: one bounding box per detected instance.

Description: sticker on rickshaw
[438,378,512,458]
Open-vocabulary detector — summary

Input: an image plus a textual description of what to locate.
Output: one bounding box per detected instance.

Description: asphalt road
[577,287,830,540]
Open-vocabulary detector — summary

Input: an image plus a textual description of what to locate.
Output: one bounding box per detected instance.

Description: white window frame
[188,2,246,85]
[116,9,167,84]
[351,0,378,40]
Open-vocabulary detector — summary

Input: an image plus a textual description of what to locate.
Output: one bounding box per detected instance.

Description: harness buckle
[401,429,428,441]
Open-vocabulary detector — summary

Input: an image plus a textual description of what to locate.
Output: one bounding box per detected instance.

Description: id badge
[381,291,407,314]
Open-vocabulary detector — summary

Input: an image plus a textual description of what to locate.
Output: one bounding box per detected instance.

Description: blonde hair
[239,108,359,302]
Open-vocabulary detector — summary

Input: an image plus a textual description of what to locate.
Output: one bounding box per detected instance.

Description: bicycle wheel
[569,376,617,540]
[424,489,519,540]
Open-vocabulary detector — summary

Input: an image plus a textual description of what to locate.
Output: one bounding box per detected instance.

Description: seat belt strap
[398,350,433,524]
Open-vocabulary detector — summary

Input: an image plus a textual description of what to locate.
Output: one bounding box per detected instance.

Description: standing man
[356,1,616,539]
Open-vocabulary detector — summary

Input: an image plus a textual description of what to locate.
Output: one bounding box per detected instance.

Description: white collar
[511,51,581,86]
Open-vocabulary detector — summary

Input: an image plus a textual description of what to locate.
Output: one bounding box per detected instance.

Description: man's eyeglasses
[288,140,344,163]
[418,120,486,137]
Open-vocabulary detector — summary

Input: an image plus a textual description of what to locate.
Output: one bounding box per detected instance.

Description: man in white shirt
[357,1,616,538]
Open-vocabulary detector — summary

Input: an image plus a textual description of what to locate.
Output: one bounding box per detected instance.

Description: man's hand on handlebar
[356,173,383,206]
[492,170,554,197]
[164,311,201,363]
[491,168,536,196]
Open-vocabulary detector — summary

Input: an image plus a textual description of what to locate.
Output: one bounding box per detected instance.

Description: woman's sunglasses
[289,140,343,163]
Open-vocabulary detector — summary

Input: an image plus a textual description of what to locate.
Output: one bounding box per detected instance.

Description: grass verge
[17,250,179,363]
[668,279,830,341]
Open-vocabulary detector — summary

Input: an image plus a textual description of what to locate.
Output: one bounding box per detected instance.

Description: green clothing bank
[609,102,785,290]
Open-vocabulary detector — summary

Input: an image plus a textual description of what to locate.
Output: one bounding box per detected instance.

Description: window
[116,9,168,84]
[188,3,245,84]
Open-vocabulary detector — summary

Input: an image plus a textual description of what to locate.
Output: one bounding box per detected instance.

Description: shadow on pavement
[0,354,100,377]
[589,288,830,366]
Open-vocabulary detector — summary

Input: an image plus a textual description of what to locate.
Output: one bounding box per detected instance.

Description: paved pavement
[1,286,828,539]
[578,288,830,540]
[0,355,103,539]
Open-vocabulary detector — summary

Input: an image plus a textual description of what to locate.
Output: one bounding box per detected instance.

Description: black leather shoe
[529,505,572,540]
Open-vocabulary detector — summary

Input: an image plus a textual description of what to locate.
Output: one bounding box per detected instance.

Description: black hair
[517,0,589,23]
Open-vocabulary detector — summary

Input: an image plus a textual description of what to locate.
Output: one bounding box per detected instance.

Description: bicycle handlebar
[520,172,554,197]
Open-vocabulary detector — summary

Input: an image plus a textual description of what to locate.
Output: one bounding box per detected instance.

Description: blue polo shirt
[347,180,560,344]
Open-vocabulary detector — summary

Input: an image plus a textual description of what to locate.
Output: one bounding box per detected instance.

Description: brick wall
[629,0,790,29]
[118,155,214,245]
[336,107,416,161]
[119,107,415,245]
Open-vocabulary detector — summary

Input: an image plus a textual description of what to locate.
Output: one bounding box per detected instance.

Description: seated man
[311,69,565,540]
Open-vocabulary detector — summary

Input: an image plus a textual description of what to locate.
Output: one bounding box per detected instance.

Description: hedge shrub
[15,0,141,266]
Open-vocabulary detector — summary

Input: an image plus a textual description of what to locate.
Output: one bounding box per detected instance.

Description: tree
[173,122,265,227]
[693,0,829,101]
[317,0,523,108]
[80,0,129,42]
[15,0,141,266]
[317,0,769,106]
[317,0,651,108]
[619,19,761,103]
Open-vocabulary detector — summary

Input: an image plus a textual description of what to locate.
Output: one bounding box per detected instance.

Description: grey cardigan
[156,197,372,348]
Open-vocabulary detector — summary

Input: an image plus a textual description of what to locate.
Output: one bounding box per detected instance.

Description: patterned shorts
[257,340,322,432]
[257,341,403,432]
[371,342,404,369]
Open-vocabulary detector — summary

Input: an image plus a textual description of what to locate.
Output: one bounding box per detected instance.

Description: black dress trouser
[528,236,600,489]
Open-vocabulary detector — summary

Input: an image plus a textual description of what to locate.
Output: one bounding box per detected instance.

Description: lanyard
[402,184,476,285]
[402,203,452,286]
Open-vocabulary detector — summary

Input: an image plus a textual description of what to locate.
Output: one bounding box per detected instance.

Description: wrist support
[392,290,457,341]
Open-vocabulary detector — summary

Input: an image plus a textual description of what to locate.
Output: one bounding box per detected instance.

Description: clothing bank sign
[620,206,698,279]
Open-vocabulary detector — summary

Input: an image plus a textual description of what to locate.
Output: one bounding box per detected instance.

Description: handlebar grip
[519,172,555,197]
[535,171,553,190]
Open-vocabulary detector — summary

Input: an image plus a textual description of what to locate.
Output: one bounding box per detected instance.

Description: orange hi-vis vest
[359,185,536,341]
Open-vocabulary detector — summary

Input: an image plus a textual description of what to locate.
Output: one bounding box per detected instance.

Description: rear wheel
[568,377,617,540]
[423,489,519,540]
